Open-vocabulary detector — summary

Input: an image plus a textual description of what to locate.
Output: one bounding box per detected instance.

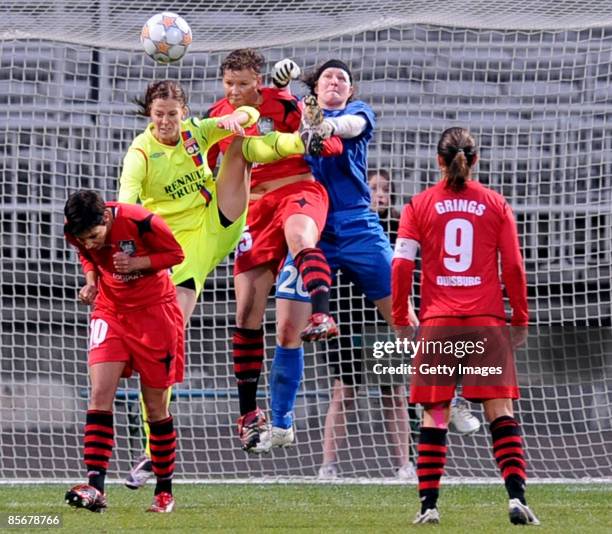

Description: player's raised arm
[196,106,260,148]
[271,58,301,93]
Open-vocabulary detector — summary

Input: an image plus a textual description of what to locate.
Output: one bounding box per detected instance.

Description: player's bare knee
[88,388,114,411]
[424,402,450,429]
[483,398,513,422]
[285,232,316,257]
[146,407,170,422]
[276,319,302,347]
[235,302,264,330]
[142,400,167,422]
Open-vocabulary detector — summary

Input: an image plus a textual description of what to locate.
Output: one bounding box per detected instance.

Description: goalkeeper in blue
[255,60,481,470]
[253,60,419,464]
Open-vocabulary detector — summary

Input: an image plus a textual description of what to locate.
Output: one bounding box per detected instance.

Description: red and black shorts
[88,299,185,389]
[409,316,519,405]
[234,180,329,275]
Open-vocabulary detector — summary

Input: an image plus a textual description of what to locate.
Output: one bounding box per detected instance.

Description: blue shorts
[275,209,392,303]
[276,254,310,302]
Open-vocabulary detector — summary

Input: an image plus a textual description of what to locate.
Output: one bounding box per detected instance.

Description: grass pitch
[0,483,610,533]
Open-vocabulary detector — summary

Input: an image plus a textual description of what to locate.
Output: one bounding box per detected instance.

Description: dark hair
[437,127,478,192]
[367,168,395,205]
[220,48,264,76]
[135,80,188,117]
[302,59,356,102]
[64,190,106,236]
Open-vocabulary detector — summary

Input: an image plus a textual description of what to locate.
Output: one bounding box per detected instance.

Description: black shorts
[326,333,364,386]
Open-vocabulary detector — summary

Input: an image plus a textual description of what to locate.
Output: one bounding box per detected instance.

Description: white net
[1,1,611,481]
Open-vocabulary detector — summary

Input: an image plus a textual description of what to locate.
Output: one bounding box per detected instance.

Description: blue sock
[270,346,304,429]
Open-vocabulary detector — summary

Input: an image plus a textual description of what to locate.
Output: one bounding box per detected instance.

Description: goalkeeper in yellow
[118,80,315,488]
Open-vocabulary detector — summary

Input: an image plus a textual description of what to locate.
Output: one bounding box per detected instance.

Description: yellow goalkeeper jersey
[118,107,258,232]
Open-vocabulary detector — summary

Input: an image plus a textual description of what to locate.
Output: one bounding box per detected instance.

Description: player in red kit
[63,190,184,514]
[207,49,342,452]
[392,128,539,526]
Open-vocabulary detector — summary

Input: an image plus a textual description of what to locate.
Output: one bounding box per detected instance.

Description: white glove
[320,119,335,139]
[272,58,301,88]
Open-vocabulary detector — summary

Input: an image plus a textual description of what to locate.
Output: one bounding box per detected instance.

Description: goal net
[1,0,611,482]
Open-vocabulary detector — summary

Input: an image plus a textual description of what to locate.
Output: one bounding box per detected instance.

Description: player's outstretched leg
[299,95,330,156]
[216,136,252,224]
[241,132,306,163]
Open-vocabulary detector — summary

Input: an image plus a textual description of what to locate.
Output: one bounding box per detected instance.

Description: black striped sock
[232,327,264,415]
[84,410,114,493]
[416,427,447,514]
[149,415,176,496]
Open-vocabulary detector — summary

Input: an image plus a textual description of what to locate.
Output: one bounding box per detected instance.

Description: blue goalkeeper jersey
[304,100,376,215]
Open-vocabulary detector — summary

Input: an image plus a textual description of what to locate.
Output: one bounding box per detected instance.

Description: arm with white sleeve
[322,114,368,139]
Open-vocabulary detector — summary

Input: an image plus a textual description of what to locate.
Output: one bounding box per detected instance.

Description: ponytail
[447,149,471,192]
[437,127,477,192]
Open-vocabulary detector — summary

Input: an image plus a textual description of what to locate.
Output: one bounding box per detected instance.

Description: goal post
[0,0,610,482]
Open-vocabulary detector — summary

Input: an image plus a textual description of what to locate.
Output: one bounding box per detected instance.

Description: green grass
[0,483,610,533]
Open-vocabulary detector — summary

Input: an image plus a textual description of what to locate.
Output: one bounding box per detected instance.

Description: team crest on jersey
[183,137,200,155]
[257,117,273,134]
[118,240,136,256]
[181,130,204,167]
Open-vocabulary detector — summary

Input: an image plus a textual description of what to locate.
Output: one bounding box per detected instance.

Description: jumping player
[119,79,319,483]
[206,49,341,452]
[258,60,419,457]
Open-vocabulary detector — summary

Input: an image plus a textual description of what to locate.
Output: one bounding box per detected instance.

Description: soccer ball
[141,12,192,64]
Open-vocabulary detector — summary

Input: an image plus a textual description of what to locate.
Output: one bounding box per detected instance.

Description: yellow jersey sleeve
[118,147,147,203]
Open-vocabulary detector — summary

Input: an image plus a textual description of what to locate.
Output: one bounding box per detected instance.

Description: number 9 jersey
[392,180,528,326]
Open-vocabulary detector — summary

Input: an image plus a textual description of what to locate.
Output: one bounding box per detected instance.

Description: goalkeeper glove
[272,58,301,88]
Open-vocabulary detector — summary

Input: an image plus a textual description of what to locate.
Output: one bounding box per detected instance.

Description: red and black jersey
[207,87,310,187]
[65,202,184,312]
[392,180,528,326]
